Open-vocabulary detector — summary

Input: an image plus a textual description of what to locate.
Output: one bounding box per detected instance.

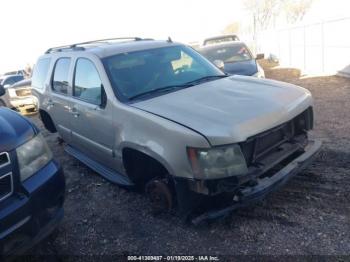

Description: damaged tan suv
[32,38,321,223]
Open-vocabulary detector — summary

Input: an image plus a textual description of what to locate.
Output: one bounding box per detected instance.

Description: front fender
[120,141,175,176]
[115,105,210,179]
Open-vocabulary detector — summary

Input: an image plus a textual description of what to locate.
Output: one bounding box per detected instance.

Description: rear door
[49,57,74,143]
[69,57,116,169]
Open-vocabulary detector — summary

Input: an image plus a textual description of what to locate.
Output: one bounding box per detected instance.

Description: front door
[69,58,116,170]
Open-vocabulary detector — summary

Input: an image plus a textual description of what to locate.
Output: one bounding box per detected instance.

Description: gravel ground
[24,65,350,259]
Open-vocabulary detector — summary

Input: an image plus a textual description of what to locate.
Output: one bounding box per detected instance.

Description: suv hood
[133,75,313,146]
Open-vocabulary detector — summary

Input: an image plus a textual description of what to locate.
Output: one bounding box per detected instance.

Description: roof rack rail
[45,37,144,54]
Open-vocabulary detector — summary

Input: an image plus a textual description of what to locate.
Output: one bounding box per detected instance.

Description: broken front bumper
[175,139,322,224]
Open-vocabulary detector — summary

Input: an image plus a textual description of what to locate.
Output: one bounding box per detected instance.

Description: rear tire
[39,110,57,133]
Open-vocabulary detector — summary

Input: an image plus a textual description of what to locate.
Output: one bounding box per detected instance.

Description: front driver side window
[73,58,102,105]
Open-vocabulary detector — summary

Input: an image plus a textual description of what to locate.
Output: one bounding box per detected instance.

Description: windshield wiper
[128,83,193,101]
[128,75,228,101]
[184,75,228,85]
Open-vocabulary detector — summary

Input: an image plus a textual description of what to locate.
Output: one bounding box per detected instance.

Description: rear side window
[52,58,71,94]
[73,58,102,105]
[32,58,51,89]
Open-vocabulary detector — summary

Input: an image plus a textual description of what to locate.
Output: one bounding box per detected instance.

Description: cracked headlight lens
[188,144,248,179]
[16,134,53,181]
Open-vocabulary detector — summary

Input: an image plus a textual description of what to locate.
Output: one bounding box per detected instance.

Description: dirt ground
[25,64,350,259]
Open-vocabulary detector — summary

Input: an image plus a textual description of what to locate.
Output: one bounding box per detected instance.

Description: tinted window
[32,58,51,89]
[200,44,252,63]
[73,59,102,105]
[52,58,71,94]
[3,75,24,86]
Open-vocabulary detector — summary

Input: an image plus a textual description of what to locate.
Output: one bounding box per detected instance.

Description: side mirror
[256,53,265,60]
[213,60,225,71]
[0,85,5,96]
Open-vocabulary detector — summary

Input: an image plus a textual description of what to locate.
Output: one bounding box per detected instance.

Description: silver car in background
[0,76,38,114]
[32,38,321,223]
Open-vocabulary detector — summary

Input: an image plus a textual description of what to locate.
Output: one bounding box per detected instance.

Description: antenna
[167,37,173,43]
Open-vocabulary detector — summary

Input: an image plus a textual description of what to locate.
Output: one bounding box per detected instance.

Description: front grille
[0,152,10,168]
[0,173,13,201]
[16,88,32,97]
[240,107,313,166]
[0,152,13,201]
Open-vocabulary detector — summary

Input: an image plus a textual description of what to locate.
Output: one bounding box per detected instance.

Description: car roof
[203,34,239,41]
[40,39,182,59]
[0,108,37,152]
[198,41,247,51]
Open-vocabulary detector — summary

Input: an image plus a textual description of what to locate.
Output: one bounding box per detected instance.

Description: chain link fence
[253,17,350,77]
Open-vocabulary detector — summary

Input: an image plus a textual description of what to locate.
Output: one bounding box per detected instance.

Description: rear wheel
[39,110,57,133]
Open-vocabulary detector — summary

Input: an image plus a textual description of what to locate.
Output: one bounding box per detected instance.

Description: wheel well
[39,109,57,133]
[123,148,169,188]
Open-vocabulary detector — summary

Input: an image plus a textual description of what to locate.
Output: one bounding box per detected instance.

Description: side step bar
[65,145,134,186]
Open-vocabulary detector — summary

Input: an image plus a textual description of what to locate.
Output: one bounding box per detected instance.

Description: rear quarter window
[32,58,51,89]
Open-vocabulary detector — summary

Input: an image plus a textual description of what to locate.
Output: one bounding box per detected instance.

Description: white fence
[254,17,350,76]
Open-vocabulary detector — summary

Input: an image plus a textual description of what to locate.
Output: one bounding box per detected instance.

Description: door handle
[71,108,80,118]
[47,99,54,107]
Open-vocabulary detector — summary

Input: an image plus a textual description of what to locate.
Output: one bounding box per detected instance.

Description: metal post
[303,25,306,72]
[289,29,292,67]
[321,20,325,73]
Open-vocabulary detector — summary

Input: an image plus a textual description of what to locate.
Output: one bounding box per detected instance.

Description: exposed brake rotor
[145,178,173,215]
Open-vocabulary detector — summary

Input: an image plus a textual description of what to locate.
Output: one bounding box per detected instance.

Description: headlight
[16,134,53,181]
[187,144,248,179]
[8,88,17,98]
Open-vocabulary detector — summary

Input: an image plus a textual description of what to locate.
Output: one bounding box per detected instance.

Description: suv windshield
[200,44,253,64]
[103,45,224,101]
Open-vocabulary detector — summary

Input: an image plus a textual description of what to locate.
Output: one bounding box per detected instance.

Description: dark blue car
[198,41,265,78]
[0,99,65,257]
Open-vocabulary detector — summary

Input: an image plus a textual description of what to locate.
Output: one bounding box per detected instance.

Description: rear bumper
[175,139,322,224]
[0,161,65,257]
